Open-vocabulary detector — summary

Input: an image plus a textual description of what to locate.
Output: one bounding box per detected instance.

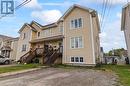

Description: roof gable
[0,34,13,40]
[18,23,32,33]
[42,22,57,29]
[58,4,94,21]
[30,21,43,28]
[18,21,42,34]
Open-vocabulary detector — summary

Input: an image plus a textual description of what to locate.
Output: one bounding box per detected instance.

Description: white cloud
[19,0,42,9]
[117,12,122,19]
[40,3,63,6]
[40,1,74,8]
[98,14,102,23]
[100,32,107,38]
[81,0,127,5]
[31,10,62,24]
[100,18,126,52]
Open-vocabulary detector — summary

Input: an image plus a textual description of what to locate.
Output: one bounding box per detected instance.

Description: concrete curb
[0,68,42,77]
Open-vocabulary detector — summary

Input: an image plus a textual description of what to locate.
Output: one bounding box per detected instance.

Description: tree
[105,48,125,57]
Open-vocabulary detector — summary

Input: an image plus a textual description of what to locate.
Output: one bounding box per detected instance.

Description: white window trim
[70,18,83,30]
[44,29,52,37]
[37,32,40,38]
[22,33,26,40]
[22,44,27,52]
[70,36,84,49]
[70,56,85,63]
[59,25,64,34]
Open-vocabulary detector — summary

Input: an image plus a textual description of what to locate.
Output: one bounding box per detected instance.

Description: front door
[59,42,63,53]
[44,44,49,52]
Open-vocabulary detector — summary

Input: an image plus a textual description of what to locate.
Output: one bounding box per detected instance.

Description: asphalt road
[0,68,118,86]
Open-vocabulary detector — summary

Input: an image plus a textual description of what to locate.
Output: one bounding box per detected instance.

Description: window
[75,19,78,28]
[59,26,63,33]
[71,57,74,62]
[75,57,79,62]
[22,44,27,52]
[71,18,83,29]
[78,18,82,27]
[23,33,26,39]
[71,57,84,63]
[80,57,83,62]
[44,29,51,37]
[70,36,83,48]
[37,32,40,37]
[71,20,74,28]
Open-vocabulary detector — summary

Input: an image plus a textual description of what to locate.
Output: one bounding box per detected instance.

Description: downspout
[90,13,96,64]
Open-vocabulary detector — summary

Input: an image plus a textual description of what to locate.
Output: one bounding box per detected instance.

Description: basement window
[70,57,84,63]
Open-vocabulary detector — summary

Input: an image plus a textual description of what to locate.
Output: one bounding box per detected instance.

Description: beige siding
[16,5,100,66]
[63,8,96,65]
[31,23,42,39]
[16,26,32,61]
[92,17,101,62]
[40,27,63,39]
[10,40,18,60]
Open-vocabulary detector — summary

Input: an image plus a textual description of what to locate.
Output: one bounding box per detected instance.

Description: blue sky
[0,0,128,52]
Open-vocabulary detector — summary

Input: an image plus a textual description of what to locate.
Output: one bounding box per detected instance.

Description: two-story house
[0,35,19,61]
[17,4,101,66]
[121,3,130,63]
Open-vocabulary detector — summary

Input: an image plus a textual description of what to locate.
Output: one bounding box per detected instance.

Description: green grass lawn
[0,64,41,74]
[101,65,130,86]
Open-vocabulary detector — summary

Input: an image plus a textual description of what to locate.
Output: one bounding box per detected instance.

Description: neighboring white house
[0,34,19,61]
[121,3,130,63]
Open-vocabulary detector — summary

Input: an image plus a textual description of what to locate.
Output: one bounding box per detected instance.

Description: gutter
[90,14,96,64]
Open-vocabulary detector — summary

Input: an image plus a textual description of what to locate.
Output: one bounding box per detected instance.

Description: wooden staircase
[44,48,62,65]
[19,47,62,65]
[19,48,44,64]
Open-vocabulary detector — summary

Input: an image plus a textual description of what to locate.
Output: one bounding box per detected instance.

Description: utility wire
[15,0,31,10]
[102,0,112,32]
[100,0,109,30]
[100,0,106,27]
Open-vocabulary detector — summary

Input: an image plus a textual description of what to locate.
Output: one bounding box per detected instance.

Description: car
[0,55,11,64]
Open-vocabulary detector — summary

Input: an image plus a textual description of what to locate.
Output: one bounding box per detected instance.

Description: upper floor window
[71,18,83,29]
[44,29,51,37]
[22,33,26,39]
[37,32,40,37]
[59,25,63,33]
[22,44,27,52]
[70,36,83,49]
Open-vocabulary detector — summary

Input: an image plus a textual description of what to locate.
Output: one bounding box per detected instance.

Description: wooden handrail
[19,51,31,60]
[45,48,60,64]
[19,48,37,63]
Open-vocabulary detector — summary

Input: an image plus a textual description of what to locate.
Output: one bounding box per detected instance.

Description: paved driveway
[0,68,118,86]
